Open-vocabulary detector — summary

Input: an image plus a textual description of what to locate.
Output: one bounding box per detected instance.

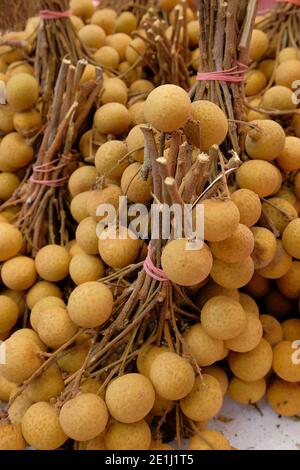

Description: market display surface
[0,0,299,452]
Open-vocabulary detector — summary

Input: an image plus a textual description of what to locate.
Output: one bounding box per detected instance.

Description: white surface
[212,396,300,450]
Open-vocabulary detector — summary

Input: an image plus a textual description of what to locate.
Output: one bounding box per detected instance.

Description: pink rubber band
[39,10,70,20]
[32,156,71,174]
[197,63,248,83]
[29,175,69,187]
[143,246,169,282]
[277,0,300,5]
[92,0,101,5]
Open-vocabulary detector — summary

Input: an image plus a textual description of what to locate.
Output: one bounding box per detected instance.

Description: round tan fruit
[211,256,254,289]
[245,120,285,161]
[94,103,131,135]
[91,9,117,34]
[275,59,300,89]
[100,78,128,105]
[105,373,155,423]
[26,281,62,310]
[70,191,90,223]
[239,293,259,317]
[225,312,263,353]
[282,319,300,342]
[249,30,269,61]
[0,423,26,450]
[210,224,254,263]
[190,100,228,150]
[70,0,95,20]
[69,253,105,285]
[229,377,266,404]
[68,165,97,197]
[228,338,273,382]
[236,160,282,197]
[251,226,277,269]
[98,227,141,269]
[121,162,153,203]
[6,73,39,111]
[282,218,300,259]
[245,70,267,96]
[22,402,67,450]
[95,140,128,179]
[202,365,229,396]
[0,221,22,261]
[0,295,18,333]
[180,374,223,421]
[262,86,296,111]
[67,281,113,328]
[201,296,246,341]
[257,240,292,279]
[76,216,98,255]
[35,245,70,282]
[30,296,66,332]
[0,336,42,384]
[104,420,151,450]
[0,172,20,201]
[150,352,195,400]
[60,393,108,441]
[183,324,224,366]
[276,261,300,299]
[144,84,191,132]
[267,378,300,416]
[37,307,78,349]
[272,341,300,382]
[261,197,297,234]
[201,199,240,242]
[137,345,169,378]
[94,46,120,69]
[260,314,283,347]
[161,239,213,286]
[1,256,37,290]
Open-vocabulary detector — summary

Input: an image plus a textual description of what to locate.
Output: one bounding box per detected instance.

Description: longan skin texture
[6,73,39,112]
[228,338,273,382]
[201,199,240,242]
[150,352,195,400]
[190,430,231,451]
[0,223,23,262]
[104,420,151,450]
[282,218,300,259]
[95,140,128,179]
[37,307,78,349]
[98,228,141,269]
[272,341,300,382]
[1,256,37,291]
[260,314,283,347]
[137,345,169,378]
[35,245,70,282]
[26,364,65,402]
[239,293,259,317]
[190,100,228,150]
[94,103,131,135]
[210,256,255,289]
[121,162,153,204]
[282,319,300,342]
[0,423,26,450]
[105,373,155,423]
[267,379,300,416]
[26,281,62,310]
[22,402,68,450]
[183,324,224,366]
[30,296,66,332]
[0,295,19,333]
[236,160,282,198]
[210,224,254,264]
[59,393,108,441]
[229,377,266,404]
[245,120,286,161]
[276,261,300,299]
[180,374,223,422]
[225,312,263,353]
[261,197,297,235]
[69,253,105,285]
[257,240,292,279]
[201,296,247,340]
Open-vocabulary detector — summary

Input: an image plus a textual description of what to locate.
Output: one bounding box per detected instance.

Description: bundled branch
[0,58,102,254]
[0,0,38,30]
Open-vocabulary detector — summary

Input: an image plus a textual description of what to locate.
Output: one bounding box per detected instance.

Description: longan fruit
[69,253,104,285]
[68,240,86,258]
[58,344,89,376]
[37,306,78,349]
[94,46,120,69]
[13,109,42,138]
[60,393,108,441]
[79,129,106,161]
[105,373,155,423]
[98,227,141,269]
[211,256,254,289]
[275,59,300,89]
[187,20,200,47]
[251,226,277,269]
[229,377,266,405]
[282,319,300,342]
[70,191,90,223]
[70,0,94,19]
[104,420,151,450]
[245,70,267,96]
[87,185,122,221]
[1,256,37,290]
[225,312,263,353]
[195,280,239,309]
[262,197,298,234]
[26,281,62,310]
[101,77,128,105]
[125,38,146,65]
[0,423,26,450]
[260,314,283,347]
[282,218,300,259]
[79,432,107,450]
[0,172,19,201]
[279,47,299,63]
[22,402,67,450]
[180,374,223,422]
[245,272,271,298]
[106,33,131,61]
[78,24,106,50]
[95,140,128,179]
[276,186,298,207]
[150,352,195,400]
[245,120,285,161]
[68,165,97,197]
[91,9,117,34]
[191,48,200,71]
[239,293,259,317]
[249,30,269,61]
[183,324,224,366]
[264,290,294,320]
[272,340,300,382]
[6,73,38,112]
[79,64,96,84]
[80,378,104,398]
[35,245,70,282]
[188,435,212,450]
[192,430,231,451]
[161,239,213,286]
[129,100,146,125]
[0,132,34,169]
[137,345,169,378]
[236,160,282,198]
[246,97,269,121]
[144,84,192,133]
[158,0,180,11]
[210,224,254,263]
[30,296,66,332]
[0,223,22,262]
[94,102,131,135]
[267,378,300,417]
[262,86,296,112]
[201,296,246,341]
[67,281,113,328]
[201,199,240,242]
[0,336,42,384]
[276,261,300,299]
[8,389,33,424]
[25,364,64,403]
[258,59,275,80]
[228,338,273,382]
[76,216,99,255]
[190,100,228,150]
[0,373,17,402]
[115,11,137,34]
[0,105,15,134]
[151,393,175,416]
[129,79,154,94]
[202,365,229,396]
[258,240,292,279]
[0,295,18,333]
[292,112,300,139]
[70,15,84,31]
[121,161,153,203]
[126,124,146,163]
[1,289,25,318]
[10,328,46,351]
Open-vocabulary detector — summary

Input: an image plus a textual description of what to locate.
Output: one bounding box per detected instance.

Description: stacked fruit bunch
[0,0,300,452]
